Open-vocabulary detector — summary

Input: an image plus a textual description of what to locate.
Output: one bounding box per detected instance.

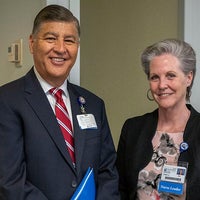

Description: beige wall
[80,0,180,147]
[0,0,181,148]
[0,0,46,85]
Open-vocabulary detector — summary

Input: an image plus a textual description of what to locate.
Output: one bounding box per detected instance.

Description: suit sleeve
[95,102,120,200]
[116,120,130,199]
[0,96,48,200]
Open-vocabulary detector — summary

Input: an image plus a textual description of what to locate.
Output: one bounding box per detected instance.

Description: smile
[51,58,66,62]
[158,93,171,97]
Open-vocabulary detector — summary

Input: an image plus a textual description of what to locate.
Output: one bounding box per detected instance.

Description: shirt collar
[33,67,68,96]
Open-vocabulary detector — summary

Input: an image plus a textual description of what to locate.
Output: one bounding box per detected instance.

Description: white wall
[184,0,200,111]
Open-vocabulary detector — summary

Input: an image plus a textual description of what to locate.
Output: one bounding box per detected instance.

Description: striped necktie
[50,88,75,165]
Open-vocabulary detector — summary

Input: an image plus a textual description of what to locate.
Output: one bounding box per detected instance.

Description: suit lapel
[24,69,75,171]
[68,83,86,174]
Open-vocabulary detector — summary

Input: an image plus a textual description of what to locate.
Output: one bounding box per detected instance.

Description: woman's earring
[147,89,154,101]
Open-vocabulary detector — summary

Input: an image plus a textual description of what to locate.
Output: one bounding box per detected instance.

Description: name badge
[158,164,187,195]
[77,114,97,130]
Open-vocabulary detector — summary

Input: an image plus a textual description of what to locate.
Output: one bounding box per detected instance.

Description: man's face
[29,21,79,87]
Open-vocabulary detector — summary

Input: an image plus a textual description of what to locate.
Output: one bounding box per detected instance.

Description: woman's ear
[186,71,193,86]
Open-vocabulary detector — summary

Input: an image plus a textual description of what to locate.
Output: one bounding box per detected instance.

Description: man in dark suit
[0,5,119,200]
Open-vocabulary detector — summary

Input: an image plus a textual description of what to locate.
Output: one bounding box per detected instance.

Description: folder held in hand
[71,167,96,200]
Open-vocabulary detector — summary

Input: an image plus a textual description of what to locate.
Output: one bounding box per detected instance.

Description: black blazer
[0,68,119,200]
[117,104,200,200]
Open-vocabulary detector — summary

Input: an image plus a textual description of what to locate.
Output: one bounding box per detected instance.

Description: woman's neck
[157,105,190,133]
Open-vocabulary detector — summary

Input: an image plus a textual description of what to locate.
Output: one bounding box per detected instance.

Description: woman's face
[149,54,193,110]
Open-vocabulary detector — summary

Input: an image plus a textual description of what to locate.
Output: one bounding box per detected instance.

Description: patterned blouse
[136,131,186,200]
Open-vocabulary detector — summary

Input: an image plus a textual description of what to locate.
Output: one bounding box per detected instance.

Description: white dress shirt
[33,67,73,128]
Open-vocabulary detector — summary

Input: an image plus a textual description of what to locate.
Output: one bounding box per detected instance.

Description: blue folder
[71,167,96,200]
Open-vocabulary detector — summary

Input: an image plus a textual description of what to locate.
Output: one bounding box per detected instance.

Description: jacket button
[71,180,77,188]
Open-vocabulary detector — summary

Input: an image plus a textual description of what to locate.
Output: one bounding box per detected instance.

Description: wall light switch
[8,39,23,67]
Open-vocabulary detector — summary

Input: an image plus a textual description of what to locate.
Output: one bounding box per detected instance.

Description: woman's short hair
[141,38,196,101]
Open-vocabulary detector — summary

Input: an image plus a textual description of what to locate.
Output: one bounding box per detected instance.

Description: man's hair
[32,4,80,36]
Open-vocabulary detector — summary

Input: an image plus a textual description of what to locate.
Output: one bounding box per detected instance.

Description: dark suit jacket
[0,68,119,200]
[117,104,200,200]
